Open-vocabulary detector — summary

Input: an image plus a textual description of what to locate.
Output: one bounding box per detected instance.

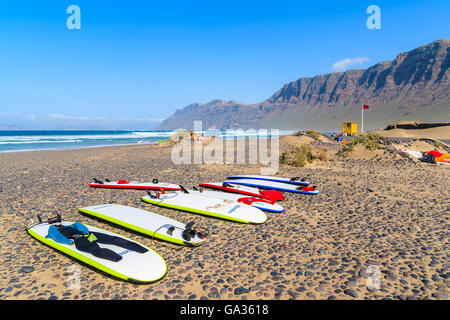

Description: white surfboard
[188,189,285,213]
[79,204,206,246]
[142,191,267,224]
[225,179,319,195]
[227,175,311,186]
[26,219,167,283]
[89,179,181,191]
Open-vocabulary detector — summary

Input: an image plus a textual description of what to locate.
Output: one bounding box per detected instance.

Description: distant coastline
[0,129,296,153]
[0,126,21,130]
[0,130,175,153]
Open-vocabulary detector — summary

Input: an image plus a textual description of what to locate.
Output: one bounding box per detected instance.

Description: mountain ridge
[157,39,450,130]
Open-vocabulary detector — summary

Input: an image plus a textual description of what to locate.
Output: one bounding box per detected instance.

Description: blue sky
[0,0,449,129]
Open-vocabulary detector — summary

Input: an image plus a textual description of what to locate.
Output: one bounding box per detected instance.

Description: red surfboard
[89,178,181,191]
[198,182,284,202]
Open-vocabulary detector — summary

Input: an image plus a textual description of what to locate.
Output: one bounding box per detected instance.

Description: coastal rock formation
[158,39,450,130]
[157,99,260,130]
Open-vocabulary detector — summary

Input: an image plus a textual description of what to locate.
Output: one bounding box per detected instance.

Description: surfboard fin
[185,222,195,230]
[182,222,208,241]
[93,178,104,184]
[179,185,189,194]
[44,213,62,225]
[166,226,175,236]
[182,229,195,241]
[290,177,306,182]
[146,191,159,199]
[182,222,196,241]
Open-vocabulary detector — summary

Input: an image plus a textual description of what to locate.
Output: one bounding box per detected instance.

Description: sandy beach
[0,135,449,300]
[376,126,450,141]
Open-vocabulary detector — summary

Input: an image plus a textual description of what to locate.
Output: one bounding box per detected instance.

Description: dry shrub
[337,132,384,157]
[305,130,323,140]
[292,130,323,140]
[280,144,329,167]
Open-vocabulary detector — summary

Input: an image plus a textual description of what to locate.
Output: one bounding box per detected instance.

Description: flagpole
[361,105,364,135]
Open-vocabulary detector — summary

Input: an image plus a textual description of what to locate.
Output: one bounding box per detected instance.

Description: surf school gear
[27,216,167,283]
[48,222,148,262]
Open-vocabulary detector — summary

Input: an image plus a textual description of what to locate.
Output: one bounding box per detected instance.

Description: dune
[376,126,450,140]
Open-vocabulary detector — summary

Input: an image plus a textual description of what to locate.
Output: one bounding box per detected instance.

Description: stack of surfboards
[201,175,319,195]
[225,175,319,195]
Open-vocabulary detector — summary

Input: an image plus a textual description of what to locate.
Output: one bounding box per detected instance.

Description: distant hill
[55,125,107,130]
[0,125,21,130]
[157,39,450,130]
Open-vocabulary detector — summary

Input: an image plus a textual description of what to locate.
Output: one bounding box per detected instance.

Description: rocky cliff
[158,39,450,130]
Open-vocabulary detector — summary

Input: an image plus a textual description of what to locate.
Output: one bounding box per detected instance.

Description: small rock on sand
[234,287,250,295]
[344,289,358,298]
[20,266,35,273]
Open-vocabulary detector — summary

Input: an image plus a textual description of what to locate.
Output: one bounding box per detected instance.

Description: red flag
[363,104,370,110]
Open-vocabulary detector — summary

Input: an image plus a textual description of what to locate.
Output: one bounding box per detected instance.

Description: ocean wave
[0,130,295,152]
[131,131,176,137]
[0,130,292,143]
[0,139,83,145]
[0,133,174,143]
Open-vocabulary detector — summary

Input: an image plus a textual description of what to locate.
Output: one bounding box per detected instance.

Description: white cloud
[0,112,163,130]
[47,114,162,122]
[49,114,106,121]
[332,57,371,72]
[117,117,165,122]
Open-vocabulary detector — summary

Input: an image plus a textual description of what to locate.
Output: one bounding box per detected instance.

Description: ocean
[0,130,295,153]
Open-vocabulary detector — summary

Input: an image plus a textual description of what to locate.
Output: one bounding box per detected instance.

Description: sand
[0,141,449,300]
[376,126,450,140]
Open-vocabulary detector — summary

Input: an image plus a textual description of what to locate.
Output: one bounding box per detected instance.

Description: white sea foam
[0,130,294,152]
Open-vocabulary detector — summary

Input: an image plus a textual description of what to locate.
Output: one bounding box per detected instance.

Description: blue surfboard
[227,175,310,186]
[224,179,319,195]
